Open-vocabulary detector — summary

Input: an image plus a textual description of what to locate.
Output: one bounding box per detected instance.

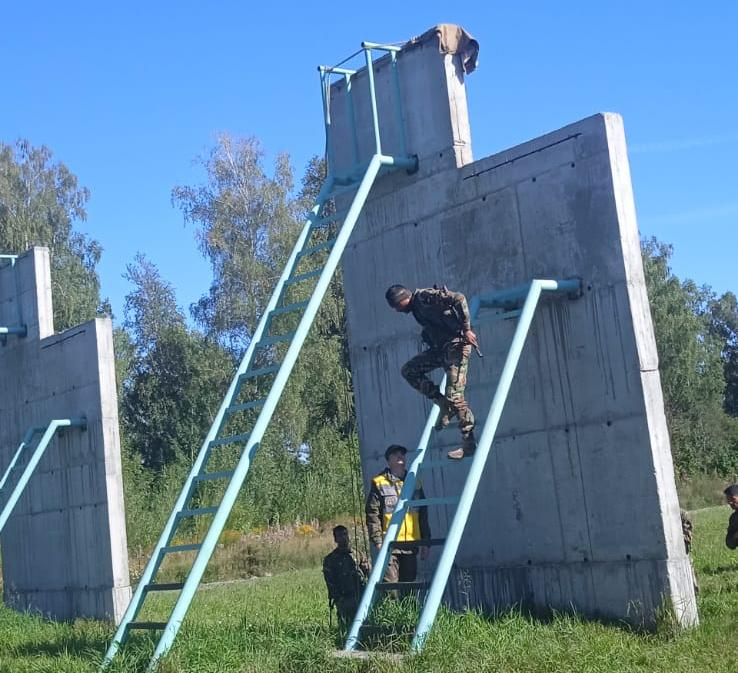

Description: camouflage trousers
[401,342,475,439]
[334,596,359,628]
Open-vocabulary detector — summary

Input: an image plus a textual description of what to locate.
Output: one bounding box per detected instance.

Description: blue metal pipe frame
[344,278,581,653]
[410,278,580,651]
[0,418,87,534]
[103,39,418,671]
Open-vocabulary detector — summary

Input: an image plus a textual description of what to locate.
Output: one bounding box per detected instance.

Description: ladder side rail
[411,281,548,651]
[412,279,581,650]
[0,426,44,493]
[102,178,335,667]
[344,374,446,651]
[0,418,86,534]
[147,157,384,669]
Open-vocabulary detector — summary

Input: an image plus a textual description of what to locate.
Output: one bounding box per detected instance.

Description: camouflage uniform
[726,510,738,550]
[322,547,370,627]
[681,509,699,594]
[400,287,475,443]
[365,468,430,584]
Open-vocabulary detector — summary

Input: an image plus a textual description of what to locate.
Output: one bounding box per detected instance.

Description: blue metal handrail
[0,418,87,534]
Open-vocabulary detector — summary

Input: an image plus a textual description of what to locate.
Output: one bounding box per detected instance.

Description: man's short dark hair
[724,484,738,497]
[384,444,408,461]
[332,525,348,536]
[385,284,411,307]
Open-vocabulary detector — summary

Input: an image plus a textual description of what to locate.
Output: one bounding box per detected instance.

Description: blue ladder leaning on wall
[0,419,88,534]
[344,278,583,654]
[101,41,417,672]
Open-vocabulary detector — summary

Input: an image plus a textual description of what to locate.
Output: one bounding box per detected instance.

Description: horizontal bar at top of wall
[361,41,403,52]
[0,326,27,336]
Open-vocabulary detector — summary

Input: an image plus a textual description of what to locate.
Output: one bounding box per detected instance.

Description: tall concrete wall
[334,28,697,626]
[0,247,130,622]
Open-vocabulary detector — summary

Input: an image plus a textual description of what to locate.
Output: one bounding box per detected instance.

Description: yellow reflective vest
[365,468,430,547]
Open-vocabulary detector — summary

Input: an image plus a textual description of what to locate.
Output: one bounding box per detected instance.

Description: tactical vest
[371,473,422,542]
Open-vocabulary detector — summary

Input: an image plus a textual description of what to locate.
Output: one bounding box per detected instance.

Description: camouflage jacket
[680,510,693,554]
[365,468,431,552]
[409,287,472,350]
[322,548,370,600]
[726,510,738,550]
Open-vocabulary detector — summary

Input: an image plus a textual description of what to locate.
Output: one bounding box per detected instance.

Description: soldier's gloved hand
[464,329,478,348]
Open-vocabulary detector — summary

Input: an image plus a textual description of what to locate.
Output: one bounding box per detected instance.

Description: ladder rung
[258,333,295,347]
[160,543,202,555]
[238,365,280,381]
[127,622,168,631]
[390,538,446,550]
[226,399,266,414]
[407,497,460,507]
[376,581,430,592]
[144,582,185,592]
[327,182,360,199]
[178,506,219,518]
[419,459,465,470]
[209,432,251,448]
[269,301,309,317]
[296,238,337,259]
[284,269,323,286]
[314,208,348,228]
[194,470,235,483]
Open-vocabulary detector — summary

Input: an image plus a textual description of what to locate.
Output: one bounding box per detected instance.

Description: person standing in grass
[322,525,370,629]
[365,444,431,585]
[723,484,738,550]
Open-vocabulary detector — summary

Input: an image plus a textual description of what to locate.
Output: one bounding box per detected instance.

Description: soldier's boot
[447,431,476,460]
[433,395,457,431]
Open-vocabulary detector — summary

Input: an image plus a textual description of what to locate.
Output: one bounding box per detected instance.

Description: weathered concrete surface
[0,247,130,622]
[335,29,697,627]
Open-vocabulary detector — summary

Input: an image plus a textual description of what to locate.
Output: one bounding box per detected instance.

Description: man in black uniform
[386,284,478,459]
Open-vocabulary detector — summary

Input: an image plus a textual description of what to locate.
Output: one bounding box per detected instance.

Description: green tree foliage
[171,138,362,529]
[706,291,738,417]
[0,139,105,330]
[120,254,232,469]
[642,238,738,476]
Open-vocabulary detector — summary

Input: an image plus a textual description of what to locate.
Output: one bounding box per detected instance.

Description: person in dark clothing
[322,525,370,628]
[386,284,478,460]
[724,484,738,550]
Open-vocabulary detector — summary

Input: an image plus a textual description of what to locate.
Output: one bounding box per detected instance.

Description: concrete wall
[0,247,130,622]
[333,29,697,626]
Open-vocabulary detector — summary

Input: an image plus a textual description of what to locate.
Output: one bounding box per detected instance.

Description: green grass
[2,507,738,672]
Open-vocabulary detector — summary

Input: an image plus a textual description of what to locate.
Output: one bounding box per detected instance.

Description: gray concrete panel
[338,35,696,627]
[0,248,130,622]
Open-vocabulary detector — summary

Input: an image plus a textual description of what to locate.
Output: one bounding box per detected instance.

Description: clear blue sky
[2,2,736,325]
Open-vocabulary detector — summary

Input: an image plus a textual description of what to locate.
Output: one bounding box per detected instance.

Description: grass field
[1,507,737,673]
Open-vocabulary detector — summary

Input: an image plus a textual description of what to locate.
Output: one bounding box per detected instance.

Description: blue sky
[2,2,736,324]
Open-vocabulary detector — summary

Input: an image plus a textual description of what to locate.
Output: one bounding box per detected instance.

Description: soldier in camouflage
[385,284,478,459]
[322,525,371,629]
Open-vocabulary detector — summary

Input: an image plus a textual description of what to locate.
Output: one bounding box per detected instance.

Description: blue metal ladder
[102,42,417,671]
[345,279,582,653]
[0,254,28,342]
[0,419,88,534]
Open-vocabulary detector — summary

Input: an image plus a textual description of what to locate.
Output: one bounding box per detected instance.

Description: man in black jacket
[724,484,738,550]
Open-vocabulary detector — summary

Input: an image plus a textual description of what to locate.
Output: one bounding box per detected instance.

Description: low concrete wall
[0,248,130,622]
